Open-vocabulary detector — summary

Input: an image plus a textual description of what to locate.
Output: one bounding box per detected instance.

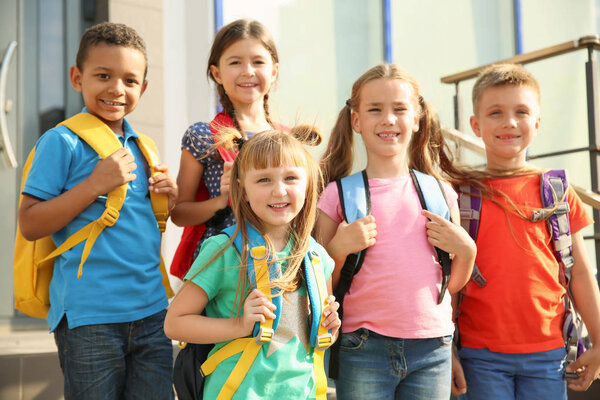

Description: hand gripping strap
[59,114,127,278]
[409,170,451,304]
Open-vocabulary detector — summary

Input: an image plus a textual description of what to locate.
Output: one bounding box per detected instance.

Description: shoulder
[309,238,335,279]
[183,121,213,141]
[318,181,340,205]
[35,125,81,153]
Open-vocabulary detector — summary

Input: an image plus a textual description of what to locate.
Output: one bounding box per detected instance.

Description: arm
[450,292,468,396]
[422,204,476,294]
[170,149,229,226]
[19,148,136,240]
[314,210,376,289]
[564,230,600,390]
[164,282,276,344]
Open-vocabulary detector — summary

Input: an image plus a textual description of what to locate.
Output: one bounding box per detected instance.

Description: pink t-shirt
[318,174,458,338]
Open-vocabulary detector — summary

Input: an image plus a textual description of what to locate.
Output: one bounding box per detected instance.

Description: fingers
[245,289,277,322]
[321,296,341,331]
[422,209,450,225]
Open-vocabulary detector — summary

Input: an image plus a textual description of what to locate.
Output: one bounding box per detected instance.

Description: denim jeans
[458,346,567,400]
[54,309,174,400]
[335,328,452,400]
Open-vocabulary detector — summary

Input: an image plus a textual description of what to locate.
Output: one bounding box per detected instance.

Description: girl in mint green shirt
[165,128,341,399]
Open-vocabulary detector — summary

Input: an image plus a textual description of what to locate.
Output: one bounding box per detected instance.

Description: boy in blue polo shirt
[18,22,177,399]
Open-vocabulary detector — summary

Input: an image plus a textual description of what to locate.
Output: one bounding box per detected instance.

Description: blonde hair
[320,63,454,184]
[472,63,540,115]
[207,19,279,140]
[196,127,323,314]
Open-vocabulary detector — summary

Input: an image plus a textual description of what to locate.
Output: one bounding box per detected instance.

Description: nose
[241,62,255,76]
[503,115,517,128]
[382,110,397,125]
[107,79,125,95]
[272,180,286,196]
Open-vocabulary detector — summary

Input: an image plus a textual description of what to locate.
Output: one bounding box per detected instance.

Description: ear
[140,80,148,97]
[470,115,482,138]
[210,65,222,85]
[534,114,541,132]
[69,65,83,93]
[412,113,420,133]
[271,62,279,83]
[351,111,360,133]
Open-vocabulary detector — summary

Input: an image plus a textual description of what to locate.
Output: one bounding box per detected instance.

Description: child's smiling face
[210,38,278,111]
[242,164,307,238]
[470,84,540,171]
[69,43,147,135]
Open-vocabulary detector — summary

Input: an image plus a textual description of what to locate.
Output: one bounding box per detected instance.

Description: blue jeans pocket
[340,329,368,352]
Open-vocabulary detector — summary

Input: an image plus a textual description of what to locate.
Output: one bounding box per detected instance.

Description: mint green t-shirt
[185,233,334,400]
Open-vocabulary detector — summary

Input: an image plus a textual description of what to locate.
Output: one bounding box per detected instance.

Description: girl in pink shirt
[316,64,476,400]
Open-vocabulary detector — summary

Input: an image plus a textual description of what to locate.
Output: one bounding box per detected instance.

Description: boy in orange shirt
[450,64,600,399]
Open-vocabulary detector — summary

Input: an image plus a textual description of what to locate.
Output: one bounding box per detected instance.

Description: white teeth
[378,133,398,137]
[270,204,287,208]
[103,100,124,106]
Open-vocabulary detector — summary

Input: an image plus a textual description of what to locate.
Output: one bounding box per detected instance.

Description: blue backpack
[329,169,452,378]
[193,223,333,400]
[458,170,587,379]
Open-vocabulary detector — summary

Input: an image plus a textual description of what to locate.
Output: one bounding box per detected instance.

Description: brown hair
[76,22,148,78]
[207,19,279,138]
[472,63,540,115]
[320,63,454,184]
[191,126,323,314]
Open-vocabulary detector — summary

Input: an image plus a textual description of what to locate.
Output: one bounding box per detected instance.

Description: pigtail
[320,103,355,185]
[263,93,274,128]
[408,97,455,181]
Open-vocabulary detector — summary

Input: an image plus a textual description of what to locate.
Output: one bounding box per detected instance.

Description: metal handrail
[442,127,600,211]
[0,41,18,168]
[441,35,600,84]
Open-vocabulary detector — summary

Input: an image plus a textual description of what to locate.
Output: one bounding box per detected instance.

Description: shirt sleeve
[185,234,234,300]
[567,185,594,234]
[181,122,215,167]
[317,181,344,223]
[439,179,458,210]
[23,128,73,201]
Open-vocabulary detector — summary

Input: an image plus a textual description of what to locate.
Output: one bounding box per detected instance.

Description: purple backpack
[459,170,586,378]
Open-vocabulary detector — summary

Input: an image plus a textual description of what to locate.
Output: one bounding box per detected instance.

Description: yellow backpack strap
[135,134,174,298]
[49,113,126,278]
[199,245,272,400]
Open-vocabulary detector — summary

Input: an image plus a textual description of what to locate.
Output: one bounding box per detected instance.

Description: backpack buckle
[100,207,120,227]
[315,333,333,351]
[459,209,479,220]
[255,327,274,344]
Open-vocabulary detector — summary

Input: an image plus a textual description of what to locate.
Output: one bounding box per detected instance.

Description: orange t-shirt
[458,174,593,353]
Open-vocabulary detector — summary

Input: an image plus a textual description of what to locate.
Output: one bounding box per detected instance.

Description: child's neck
[264,226,290,252]
[233,102,271,133]
[485,155,529,172]
[365,154,409,179]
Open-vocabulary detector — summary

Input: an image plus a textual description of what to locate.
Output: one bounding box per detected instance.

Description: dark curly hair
[76,22,148,78]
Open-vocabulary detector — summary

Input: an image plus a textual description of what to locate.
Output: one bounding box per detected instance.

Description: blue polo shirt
[23,111,168,331]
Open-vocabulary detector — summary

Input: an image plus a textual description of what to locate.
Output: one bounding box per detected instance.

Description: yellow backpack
[13,113,174,319]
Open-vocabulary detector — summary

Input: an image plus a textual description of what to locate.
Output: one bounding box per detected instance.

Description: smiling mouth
[497,135,520,140]
[101,100,126,106]
[269,203,288,209]
[238,83,258,88]
[377,132,399,138]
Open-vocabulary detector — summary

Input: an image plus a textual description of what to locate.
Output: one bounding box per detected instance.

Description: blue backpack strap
[329,170,370,379]
[458,185,487,288]
[221,224,283,337]
[409,169,451,304]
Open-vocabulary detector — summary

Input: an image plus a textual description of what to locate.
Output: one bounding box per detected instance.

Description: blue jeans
[458,346,567,400]
[54,309,174,400]
[335,328,452,400]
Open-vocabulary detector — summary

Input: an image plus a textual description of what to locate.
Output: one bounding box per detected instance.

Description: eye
[229,60,240,65]
[253,59,266,65]
[367,107,381,113]
[285,175,299,181]
[517,109,530,115]
[125,78,138,85]
[97,73,110,80]
[257,177,270,183]
[394,107,408,113]
[488,110,501,116]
